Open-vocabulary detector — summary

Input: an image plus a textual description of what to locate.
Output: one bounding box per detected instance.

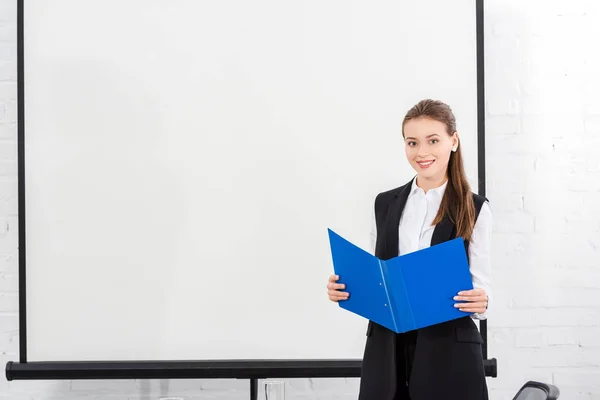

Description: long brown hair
[402,99,476,241]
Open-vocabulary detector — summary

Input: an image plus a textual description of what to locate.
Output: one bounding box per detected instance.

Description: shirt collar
[410,176,448,198]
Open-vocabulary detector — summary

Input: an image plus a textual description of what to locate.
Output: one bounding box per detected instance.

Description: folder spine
[396,266,415,332]
[378,260,398,332]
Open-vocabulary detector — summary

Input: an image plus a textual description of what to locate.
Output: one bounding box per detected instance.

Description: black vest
[358,177,490,400]
[373,177,487,260]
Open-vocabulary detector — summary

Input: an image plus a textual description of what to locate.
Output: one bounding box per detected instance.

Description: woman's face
[403,116,458,181]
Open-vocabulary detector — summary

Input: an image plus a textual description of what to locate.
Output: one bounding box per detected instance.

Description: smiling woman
[405,121,455,172]
[402,99,478,242]
[327,99,492,399]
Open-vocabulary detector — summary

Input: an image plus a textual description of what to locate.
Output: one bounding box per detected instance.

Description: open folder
[327,228,473,333]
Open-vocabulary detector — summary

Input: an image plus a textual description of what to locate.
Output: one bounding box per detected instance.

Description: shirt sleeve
[469,201,493,320]
[370,204,377,255]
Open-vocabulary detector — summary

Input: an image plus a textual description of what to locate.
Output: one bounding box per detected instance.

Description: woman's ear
[451,132,459,152]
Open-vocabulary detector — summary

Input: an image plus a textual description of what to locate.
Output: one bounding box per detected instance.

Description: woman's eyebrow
[405,133,440,140]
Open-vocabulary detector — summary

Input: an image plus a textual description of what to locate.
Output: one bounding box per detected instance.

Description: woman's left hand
[453,288,488,314]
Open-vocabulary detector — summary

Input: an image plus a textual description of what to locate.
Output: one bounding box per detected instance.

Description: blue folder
[327,228,473,333]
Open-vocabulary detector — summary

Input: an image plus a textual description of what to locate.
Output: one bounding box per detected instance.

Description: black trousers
[393,329,418,399]
[358,317,489,400]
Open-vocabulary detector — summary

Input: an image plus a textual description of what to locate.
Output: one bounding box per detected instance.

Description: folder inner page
[396,238,473,330]
[327,229,396,331]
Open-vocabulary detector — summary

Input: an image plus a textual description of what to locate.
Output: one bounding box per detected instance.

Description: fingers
[454,301,487,309]
[454,288,487,313]
[328,290,349,301]
[327,281,346,291]
[327,274,346,291]
[453,288,486,302]
[455,288,485,297]
[327,274,349,301]
[455,302,487,313]
[453,294,487,302]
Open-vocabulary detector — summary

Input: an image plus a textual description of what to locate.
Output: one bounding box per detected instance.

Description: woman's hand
[454,288,488,314]
[327,274,349,302]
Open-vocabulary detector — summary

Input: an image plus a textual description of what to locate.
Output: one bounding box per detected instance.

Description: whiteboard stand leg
[251,378,258,400]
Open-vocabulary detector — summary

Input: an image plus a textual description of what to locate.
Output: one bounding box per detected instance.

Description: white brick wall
[1,0,599,398]
[485,2,600,400]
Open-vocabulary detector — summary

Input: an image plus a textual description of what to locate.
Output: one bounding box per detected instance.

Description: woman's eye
[408,141,416,146]
[430,139,438,144]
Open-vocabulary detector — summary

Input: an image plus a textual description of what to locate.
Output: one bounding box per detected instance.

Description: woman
[327,99,492,400]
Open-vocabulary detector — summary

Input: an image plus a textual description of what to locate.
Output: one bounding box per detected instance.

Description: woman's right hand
[327,274,349,302]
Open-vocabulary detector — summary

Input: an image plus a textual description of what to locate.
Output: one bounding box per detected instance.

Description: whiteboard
[23,0,480,362]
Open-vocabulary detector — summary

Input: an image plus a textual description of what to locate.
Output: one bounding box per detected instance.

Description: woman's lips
[417,160,435,169]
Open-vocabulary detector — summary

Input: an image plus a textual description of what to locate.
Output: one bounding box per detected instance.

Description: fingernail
[453,296,458,300]
[454,304,459,307]
[458,291,464,295]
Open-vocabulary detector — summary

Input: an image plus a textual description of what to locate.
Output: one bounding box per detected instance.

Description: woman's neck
[416,174,448,193]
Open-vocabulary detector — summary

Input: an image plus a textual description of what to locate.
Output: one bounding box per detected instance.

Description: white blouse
[370,177,492,320]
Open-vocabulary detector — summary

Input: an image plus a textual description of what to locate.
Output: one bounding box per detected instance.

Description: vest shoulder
[375,181,412,205]
[471,192,489,207]
[471,192,489,219]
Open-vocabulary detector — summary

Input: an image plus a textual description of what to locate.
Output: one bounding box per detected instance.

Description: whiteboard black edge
[16,0,490,367]
[17,0,28,365]
[475,0,488,359]
[5,359,497,380]
[5,360,362,380]
[476,0,487,199]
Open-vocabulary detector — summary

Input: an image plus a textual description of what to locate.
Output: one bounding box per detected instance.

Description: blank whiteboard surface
[24,0,479,361]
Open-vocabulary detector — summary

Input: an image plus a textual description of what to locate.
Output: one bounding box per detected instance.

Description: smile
[417,160,435,168]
